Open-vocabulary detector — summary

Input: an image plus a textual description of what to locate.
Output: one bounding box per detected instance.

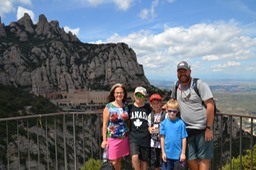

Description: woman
[101,83,130,170]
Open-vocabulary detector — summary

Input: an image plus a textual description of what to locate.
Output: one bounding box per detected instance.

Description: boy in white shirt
[148,94,166,170]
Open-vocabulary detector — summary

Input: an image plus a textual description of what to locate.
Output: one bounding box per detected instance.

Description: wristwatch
[206,126,212,130]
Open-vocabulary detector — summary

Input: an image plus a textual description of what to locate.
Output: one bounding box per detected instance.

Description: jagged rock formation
[0,13,150,95]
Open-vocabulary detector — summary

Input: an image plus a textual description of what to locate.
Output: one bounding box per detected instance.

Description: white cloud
[0,0,15,16]
[246,66,256,72]
[106,21,256,79]
[17,0,31,5]
[139,9,150,19]
[212,61,241,72]
[17,6,34,22]
[202,55,219,61]
[81,0,133,10]
[87,0,104,6]
[64,26,80,36]
[113,0,133,11]
[166,0,175,3]
[0,0,31,17]
[139,0,158,20]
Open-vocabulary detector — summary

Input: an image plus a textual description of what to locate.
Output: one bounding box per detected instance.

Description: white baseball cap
[134,86,147,96]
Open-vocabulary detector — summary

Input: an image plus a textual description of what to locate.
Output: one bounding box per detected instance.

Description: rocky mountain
[0,13,150,95]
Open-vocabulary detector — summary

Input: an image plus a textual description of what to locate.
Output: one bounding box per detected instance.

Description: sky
[0,0,256,82]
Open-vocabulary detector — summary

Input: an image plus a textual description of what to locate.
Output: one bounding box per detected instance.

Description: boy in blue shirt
[160,100,187,170]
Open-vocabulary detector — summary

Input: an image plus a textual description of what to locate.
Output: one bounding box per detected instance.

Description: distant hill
[149,78,256,115]
[149,79,256,92]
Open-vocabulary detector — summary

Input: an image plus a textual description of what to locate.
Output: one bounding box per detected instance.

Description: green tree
[223,144,256,170]
[80,158,101,170]
[0,85,60,117]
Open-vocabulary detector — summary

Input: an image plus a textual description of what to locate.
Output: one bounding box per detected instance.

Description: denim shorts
[187,130,213,160]
[161,158,177,170]
[130,142,150,161]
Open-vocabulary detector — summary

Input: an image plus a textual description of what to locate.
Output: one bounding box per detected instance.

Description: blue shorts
[161,158,177,170]
[187,130,213,160]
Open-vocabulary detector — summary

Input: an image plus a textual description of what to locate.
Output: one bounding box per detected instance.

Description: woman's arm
[101,107,109,148]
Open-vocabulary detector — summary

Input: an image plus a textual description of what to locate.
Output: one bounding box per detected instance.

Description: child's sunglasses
[167,109,178,113]
[135,93,145,99]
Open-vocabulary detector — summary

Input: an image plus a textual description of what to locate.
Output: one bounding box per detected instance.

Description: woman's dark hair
[107,83,127,103]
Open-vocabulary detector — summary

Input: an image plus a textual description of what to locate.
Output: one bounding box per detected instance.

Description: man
[171,61,214,170]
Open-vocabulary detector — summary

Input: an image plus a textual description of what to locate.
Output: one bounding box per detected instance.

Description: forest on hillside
[0,85,61,118]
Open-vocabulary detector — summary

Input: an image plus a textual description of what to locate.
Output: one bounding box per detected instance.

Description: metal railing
[0,112,103,170]
[0,111,255,170]
[213,112,256,170]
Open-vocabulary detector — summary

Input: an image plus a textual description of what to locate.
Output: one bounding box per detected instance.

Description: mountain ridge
[0,13,151,95]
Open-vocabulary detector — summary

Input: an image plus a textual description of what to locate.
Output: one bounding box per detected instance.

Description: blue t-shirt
[160,118,188,159]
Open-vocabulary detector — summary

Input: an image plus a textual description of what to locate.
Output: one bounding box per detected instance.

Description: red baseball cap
[150,94,162,102]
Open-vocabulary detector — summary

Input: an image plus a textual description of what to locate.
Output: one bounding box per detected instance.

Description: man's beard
[178,75,191,84]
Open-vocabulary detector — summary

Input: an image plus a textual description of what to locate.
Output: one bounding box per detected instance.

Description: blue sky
[1,0,256,82]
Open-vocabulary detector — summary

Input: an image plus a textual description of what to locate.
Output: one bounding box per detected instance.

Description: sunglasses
[135,93,145,99]
[167,109,178,113]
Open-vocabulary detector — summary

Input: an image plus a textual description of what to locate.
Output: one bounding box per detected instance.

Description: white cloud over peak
[0,0,31,16]
[106,21,256,79]
[17,6,35,22]
[0,0,16,16]
[64,26,80,36]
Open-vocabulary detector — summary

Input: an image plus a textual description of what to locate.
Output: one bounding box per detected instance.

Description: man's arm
[204,98,214,141]
[204,98,214,128]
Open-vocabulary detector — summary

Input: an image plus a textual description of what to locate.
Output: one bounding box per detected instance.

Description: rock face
[0,13,150,95]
